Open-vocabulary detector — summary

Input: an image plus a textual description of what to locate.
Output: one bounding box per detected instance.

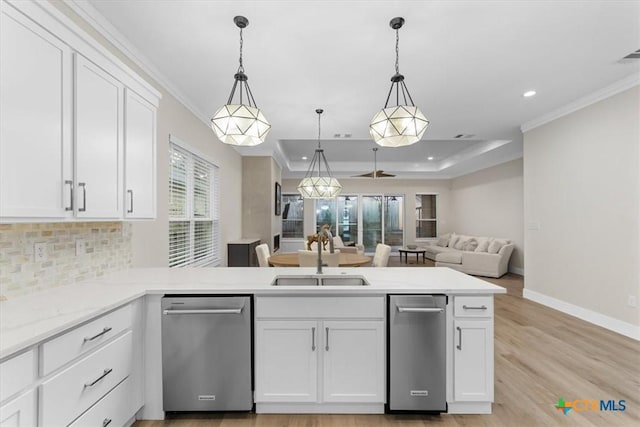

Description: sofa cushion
[453,235,471,250]
[448,233,458,248]
[487,239,508,254]
[436,251,462,264]
[463,238,479,252]
[475,237,490,252]
[436,233,450,247]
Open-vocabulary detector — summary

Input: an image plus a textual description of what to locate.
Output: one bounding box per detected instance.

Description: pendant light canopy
[211,16,270,146]
[370,17,429,148]
[298,109,342,199]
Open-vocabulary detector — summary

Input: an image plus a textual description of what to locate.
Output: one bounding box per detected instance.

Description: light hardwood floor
[135,260,640,426]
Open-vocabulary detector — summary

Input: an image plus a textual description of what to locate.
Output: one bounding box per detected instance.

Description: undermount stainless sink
[270,275,369,287]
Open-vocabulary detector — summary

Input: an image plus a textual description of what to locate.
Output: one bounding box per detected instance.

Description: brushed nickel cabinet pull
[325,327,329,351]
[311,327,316,351]
[78,182,87,212]
[65,180,73,211]
[127,189,134,213]
[84,368,112,388]
[463,305,487,310]
[103,418,112,427]
[83,327,112,342]
[456,326,462,350]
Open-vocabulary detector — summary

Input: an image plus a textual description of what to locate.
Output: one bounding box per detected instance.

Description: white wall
[50,1,243,267]
[524,86,639,330]
[450,159,524,273]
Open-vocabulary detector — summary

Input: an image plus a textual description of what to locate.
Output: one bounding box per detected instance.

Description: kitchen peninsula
[0,267,505,424]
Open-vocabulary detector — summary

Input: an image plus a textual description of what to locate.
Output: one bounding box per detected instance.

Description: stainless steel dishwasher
[161,295,252,411]
[388,294,447,412]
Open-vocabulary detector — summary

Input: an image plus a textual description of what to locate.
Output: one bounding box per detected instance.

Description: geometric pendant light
[370,17,429,148]
[211,16,271,146]
[297,109,342,199]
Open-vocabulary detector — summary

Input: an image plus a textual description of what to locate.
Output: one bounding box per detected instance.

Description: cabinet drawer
[40,331,132,427]
[256,296,384,319]
[454,296,493,317]
[0,349,36,403]
[41,304,132,375]
[69,377,132,427]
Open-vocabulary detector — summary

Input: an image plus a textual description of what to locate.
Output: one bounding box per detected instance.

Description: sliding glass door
[316,194,403,253]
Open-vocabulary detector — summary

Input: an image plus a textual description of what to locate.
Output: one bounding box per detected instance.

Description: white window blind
[169,142,220,267]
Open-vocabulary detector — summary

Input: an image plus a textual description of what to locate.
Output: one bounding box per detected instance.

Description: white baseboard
[523,289,640,341]
[509,266,524,276]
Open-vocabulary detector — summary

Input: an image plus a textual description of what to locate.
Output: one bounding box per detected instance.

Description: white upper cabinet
[124,89,156,219]
[0,3,73,219]
[0,0,160,222]
[74,55,124,219]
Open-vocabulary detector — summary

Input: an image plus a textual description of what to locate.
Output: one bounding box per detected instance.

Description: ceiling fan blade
[374,170,396,178]
[352,171,375,177]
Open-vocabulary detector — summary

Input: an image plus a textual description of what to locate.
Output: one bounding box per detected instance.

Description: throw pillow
[436,233,450,247]
[463,238,478,252]
[454,235,468,250]
[448,233,458,248]
[488,239,508,254]
[475,237,490,252]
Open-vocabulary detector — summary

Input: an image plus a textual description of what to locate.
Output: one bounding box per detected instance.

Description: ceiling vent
[454,134,475,139]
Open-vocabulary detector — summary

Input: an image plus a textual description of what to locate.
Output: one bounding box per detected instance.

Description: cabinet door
[453,319,493,402]
[0,390,36,427]
[322,321,385,403]
[0,4,72,219]
[255,321,318,402]
[75,54,123,219]
[124,89,156,219]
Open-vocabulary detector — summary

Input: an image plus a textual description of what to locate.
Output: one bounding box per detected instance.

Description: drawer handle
[103,418,112,427]
[65,180,74,211]
[325,327,329,351]
[83,327,113,342]
[78,182,87,212]
[462,305,487,310]
[84,368,113,388]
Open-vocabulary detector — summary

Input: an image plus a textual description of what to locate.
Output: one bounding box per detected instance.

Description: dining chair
[298,249,340,267]
[255,243,271,267]
[371,244,391,267]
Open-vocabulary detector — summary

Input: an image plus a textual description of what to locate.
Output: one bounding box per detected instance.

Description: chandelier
[297,109,342,199]
[211,16,270,146]
[369,17,429,148]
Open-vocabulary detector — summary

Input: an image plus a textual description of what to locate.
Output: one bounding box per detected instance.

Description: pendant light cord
[317,112,322,149]
[238,28,244,72]
[395,29,400,74]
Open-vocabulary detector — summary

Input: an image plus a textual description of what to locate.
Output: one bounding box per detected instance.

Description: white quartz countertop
[0,267,505,359]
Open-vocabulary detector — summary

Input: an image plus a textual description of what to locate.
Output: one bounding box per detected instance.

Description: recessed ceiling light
[302,156,307,160]
[523,90,537,98]
[428,156,434,160]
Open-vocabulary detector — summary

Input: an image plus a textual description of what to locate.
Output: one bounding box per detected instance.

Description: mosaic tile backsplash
[0,222,132,298]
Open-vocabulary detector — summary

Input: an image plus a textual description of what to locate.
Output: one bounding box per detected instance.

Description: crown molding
[521,73,640,133]
[63,0,211,126]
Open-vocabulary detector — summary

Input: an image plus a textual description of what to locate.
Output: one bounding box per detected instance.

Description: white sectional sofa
[423,233,514,278]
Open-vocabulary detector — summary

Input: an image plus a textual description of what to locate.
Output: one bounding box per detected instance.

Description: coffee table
[398,247,427,264]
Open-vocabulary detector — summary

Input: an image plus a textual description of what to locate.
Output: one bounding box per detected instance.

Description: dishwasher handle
[163,308,243,315]
[397,307,444,313]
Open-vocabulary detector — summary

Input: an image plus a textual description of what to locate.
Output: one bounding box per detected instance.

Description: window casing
[415,194,437,238]
[169,142,220,267]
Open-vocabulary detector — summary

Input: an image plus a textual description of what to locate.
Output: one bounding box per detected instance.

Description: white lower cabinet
[450,296,494,413]
[0,391,36,427]
[69,377,133,427]
[254,296,385,411]
[255,321,318,402]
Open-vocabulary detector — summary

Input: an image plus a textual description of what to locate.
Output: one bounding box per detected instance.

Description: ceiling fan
[353,147,396,178]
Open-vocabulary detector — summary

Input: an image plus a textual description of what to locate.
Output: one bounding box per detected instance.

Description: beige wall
[524,86,640,327]
[242,157,282,253]
[49,0,243,267]
[450,159,524,272]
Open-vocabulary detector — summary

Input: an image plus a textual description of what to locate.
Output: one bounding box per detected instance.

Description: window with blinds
[169,142,220,267]
[415,194,437,238]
